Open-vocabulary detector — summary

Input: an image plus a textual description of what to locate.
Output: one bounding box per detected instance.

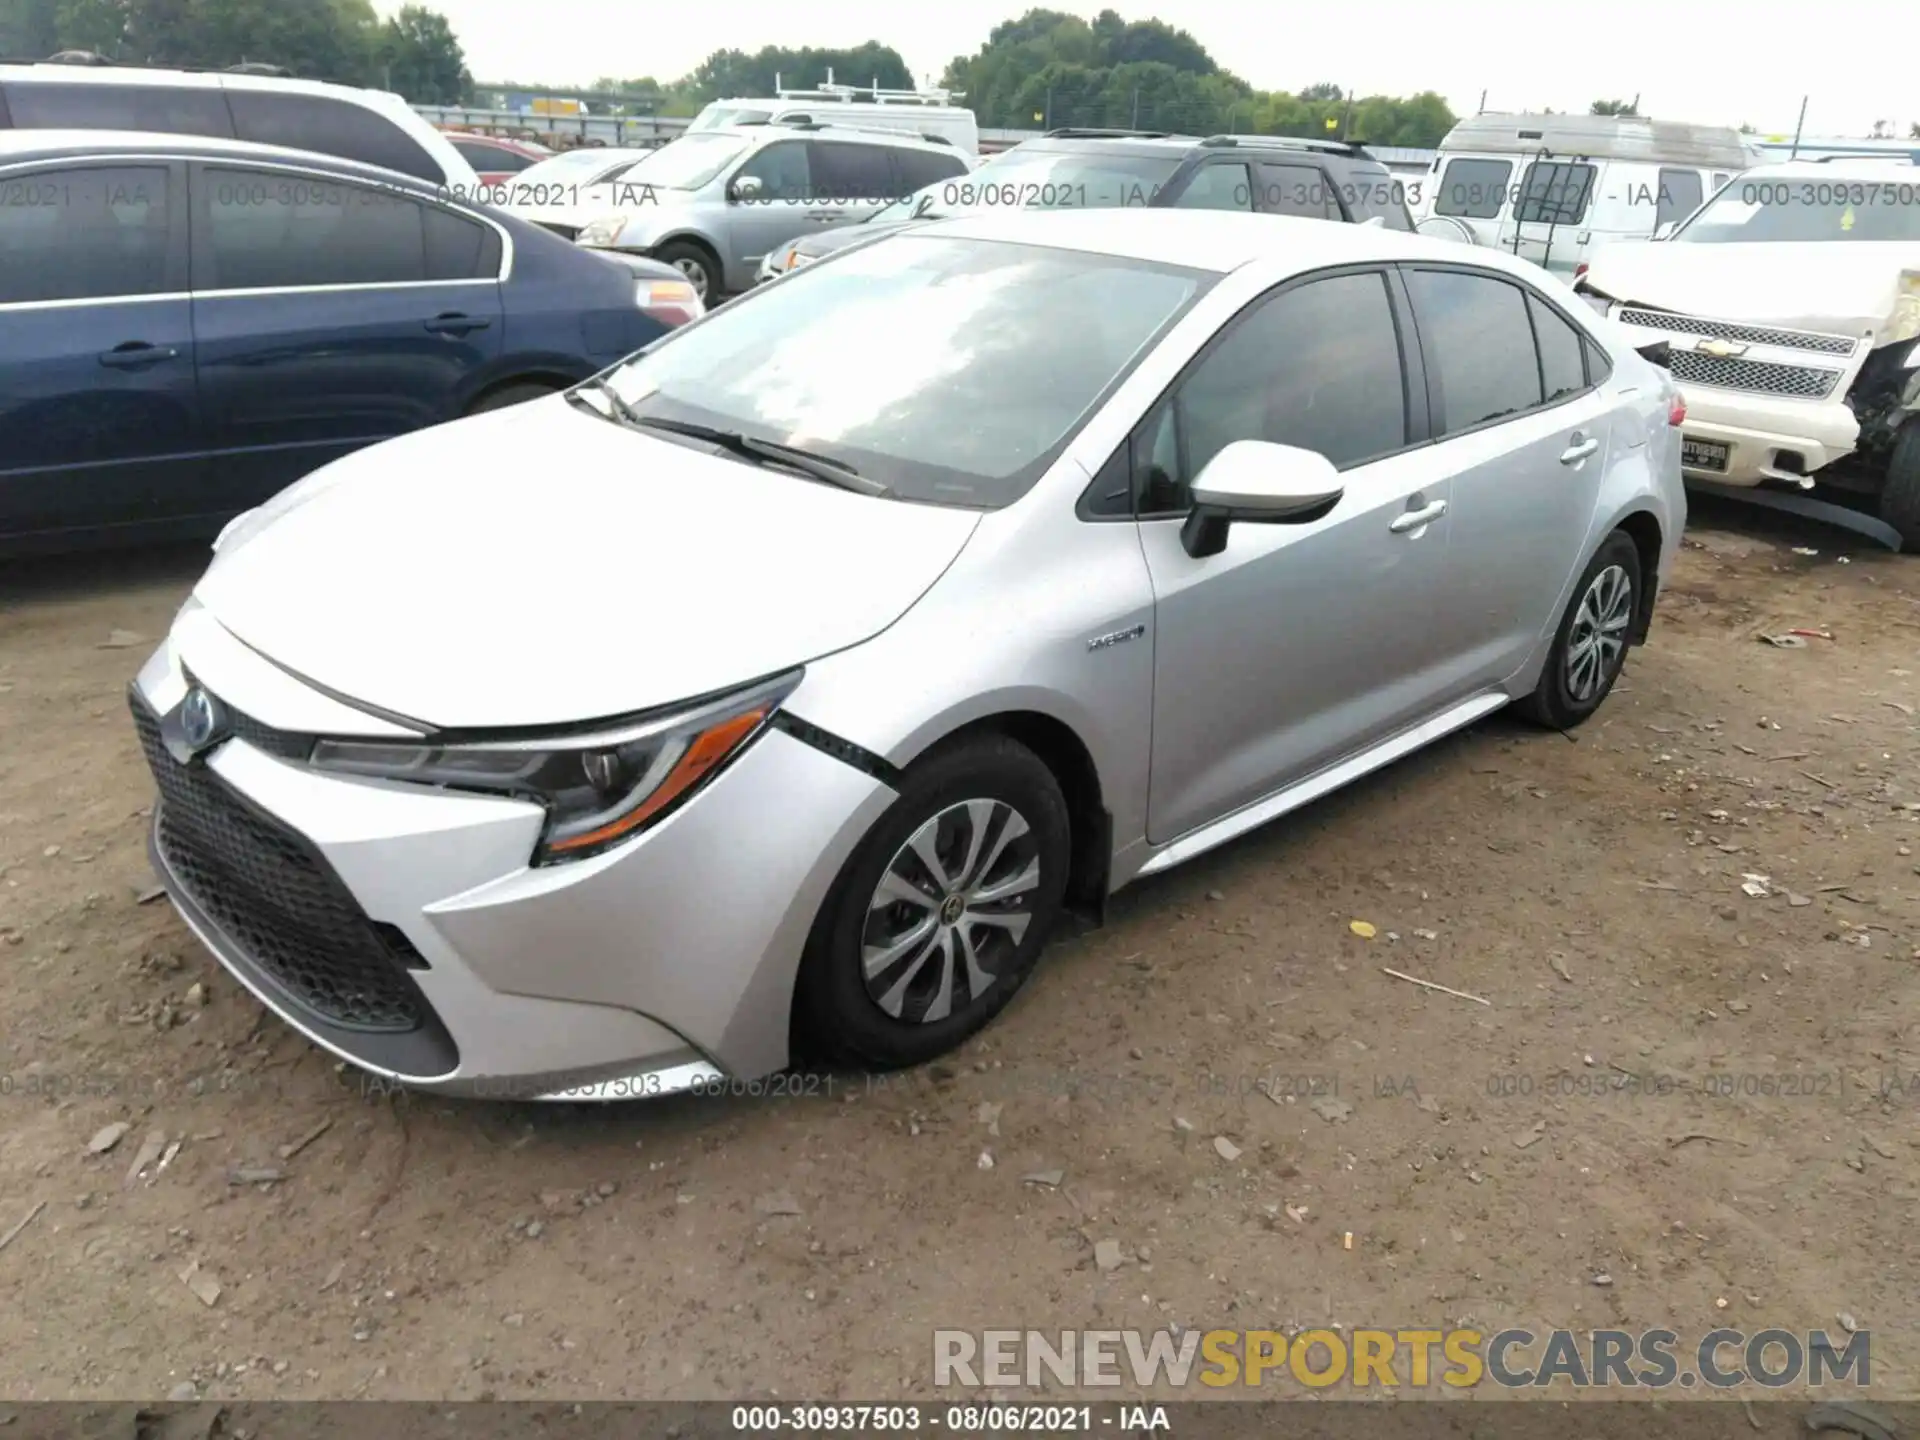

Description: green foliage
[1590,98,1639,116]
[939,8,1455,143]
[25,0,469,100]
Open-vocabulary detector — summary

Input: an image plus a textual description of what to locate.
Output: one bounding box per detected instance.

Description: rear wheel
[794,735,1070,1070]
[466,381,557,415]
[1516,530,1642,730]
[1879,416,1920,552]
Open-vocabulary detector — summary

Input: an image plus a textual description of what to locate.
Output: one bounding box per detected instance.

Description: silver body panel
[134,211,1685,1097]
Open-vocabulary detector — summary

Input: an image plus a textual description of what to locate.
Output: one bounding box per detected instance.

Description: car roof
[1008,133,1386,167]
[908,206,1540,277]
[0,59,400,100]
[0,128,437,189]
[695,123,962,155]
[1747,157,1920,180]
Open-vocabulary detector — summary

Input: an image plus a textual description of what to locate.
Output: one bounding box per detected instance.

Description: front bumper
[1666,395,1860,488]
[131,617,893,1099]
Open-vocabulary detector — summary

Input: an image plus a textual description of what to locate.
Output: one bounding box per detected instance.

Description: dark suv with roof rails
[755,129,1415,282]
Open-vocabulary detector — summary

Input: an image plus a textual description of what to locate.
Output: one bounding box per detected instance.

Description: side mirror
[1653,220,1677,240]
[1180,440,1345,558]
[729,174,763,201]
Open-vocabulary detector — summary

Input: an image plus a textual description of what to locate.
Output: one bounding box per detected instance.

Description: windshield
[619,133,750,190]
[604,235,1210,507]
[511,149,648,189]
[882,152,1188,223]
[1677,175,1920,243]
[689,104,773,133]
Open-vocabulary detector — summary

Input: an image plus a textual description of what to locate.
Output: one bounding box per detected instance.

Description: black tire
[466,381,557,415]
[1515,529,1643,730]
[1879,416,1920,553]
[794,734,1071,1070]
[652,239,722,303]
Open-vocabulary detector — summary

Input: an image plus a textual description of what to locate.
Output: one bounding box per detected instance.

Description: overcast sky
[376,0,1915,140]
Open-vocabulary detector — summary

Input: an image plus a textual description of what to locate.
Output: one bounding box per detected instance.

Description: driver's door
[1138,267,1457,844]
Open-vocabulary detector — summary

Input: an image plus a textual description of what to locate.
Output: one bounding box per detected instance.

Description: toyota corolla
[131,210,1685,1101]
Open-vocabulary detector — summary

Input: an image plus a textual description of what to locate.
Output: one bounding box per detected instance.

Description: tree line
[2,0,472,104]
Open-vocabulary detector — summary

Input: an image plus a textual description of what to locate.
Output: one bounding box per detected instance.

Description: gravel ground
[1,498,1915,1404]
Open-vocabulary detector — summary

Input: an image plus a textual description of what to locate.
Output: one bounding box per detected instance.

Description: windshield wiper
[569,375,646,427]
[627,415,889,496]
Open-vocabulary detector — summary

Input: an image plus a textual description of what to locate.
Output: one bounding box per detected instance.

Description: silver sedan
[131,209,1685,1101]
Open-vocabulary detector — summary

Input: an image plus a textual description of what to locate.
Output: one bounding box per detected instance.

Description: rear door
[225,89,445,186]
[187,161,503,512]
[0,158,204,541]
[1166,158,1254,212]
[1509,157,1596,274]
[810,139,900,223]
[1400,263,1616,687]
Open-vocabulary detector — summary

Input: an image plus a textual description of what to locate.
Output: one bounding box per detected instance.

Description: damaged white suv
[1577,159,1920,548]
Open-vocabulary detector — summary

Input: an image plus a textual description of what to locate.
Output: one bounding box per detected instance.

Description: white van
[687,82,979,155]
[0,59,482,192]
[1410,113,1757,275]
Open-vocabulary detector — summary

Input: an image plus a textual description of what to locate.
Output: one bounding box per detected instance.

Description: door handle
[423,313,491,335]
[1389,499,1448,534]
[1560,434,1601,465]
[98,342,180,370]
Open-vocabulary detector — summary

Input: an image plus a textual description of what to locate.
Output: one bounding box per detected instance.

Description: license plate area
[1682,438,1730,472]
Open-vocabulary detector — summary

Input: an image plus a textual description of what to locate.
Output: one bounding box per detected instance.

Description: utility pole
[1477,88,1487,115]
[1131,86,1139,128]
[1789,94,1808,158]
[1044,84,1053,130]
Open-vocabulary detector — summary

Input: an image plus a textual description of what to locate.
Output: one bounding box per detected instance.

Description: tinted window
[453,139,534,174]
[1528,293,1588,403]
[0,165,172,304]
[1407,269,1544,432]
[423,206,500,280]
[1157,271,1407,509]
[1173,161,1252,211]
[1343,169,1414,230]
[1655,167,1704,227]
[1515,161,1594,224]
[1257,162,1338,219]
[1435,158,1510,219]
[200,168,426,289]
[228,91,440,183]
[893,147,967,191]
[5,82,232,137]
[1584,336,1613,383]
[732,140,810,200]
[810,142,894,201]
[599,236,1208,509]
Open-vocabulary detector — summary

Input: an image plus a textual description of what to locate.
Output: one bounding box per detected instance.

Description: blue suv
[0,131,701,554]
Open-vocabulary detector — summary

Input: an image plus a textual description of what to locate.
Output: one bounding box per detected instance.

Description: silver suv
[572,123,971,300]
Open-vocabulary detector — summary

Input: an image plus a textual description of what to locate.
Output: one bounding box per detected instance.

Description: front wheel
[1879,416,1920,552]
[1516,530,1642,730]
[794,735,1071,1070]
[652,240,719,303]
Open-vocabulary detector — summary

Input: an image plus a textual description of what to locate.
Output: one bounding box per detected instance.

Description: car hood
[193,397,981,730]
[1584,240,1920,341]
[794,216,925,258]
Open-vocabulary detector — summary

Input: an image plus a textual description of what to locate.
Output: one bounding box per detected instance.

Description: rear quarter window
[1340,166,1414,229]
[227,91,440,183]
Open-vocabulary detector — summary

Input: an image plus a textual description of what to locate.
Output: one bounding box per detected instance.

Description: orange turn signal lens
[542,708,768,856]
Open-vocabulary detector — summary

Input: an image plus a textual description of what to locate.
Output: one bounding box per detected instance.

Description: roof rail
[1809,151,1918,163]
[1202,133,1370,157]
[46,49,113,65]
[772,73,962,106]
[1041,127,1175,140]
[227,61,293,76]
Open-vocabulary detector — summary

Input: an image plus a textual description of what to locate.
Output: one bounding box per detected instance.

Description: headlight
[310,670,801,864]
[579,214,628,247]
[786,248,816,270]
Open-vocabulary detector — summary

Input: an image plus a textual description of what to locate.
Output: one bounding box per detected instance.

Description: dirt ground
[1,497,1916,1407]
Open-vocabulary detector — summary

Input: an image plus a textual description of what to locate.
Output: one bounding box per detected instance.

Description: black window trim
[1397,260,1608,443]
[0,155,190,309]
[1244,158,1347,222]
[1075,262,1430,523]
[1163,155,1258,213]
[1434,156,1513,220]
[1513,158,1597,227]
[185,157,513,297]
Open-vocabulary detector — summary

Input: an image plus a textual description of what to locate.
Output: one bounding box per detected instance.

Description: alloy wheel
[1565,563,1633,703]
[862,799,1041,1024]
[673,255,710,299]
